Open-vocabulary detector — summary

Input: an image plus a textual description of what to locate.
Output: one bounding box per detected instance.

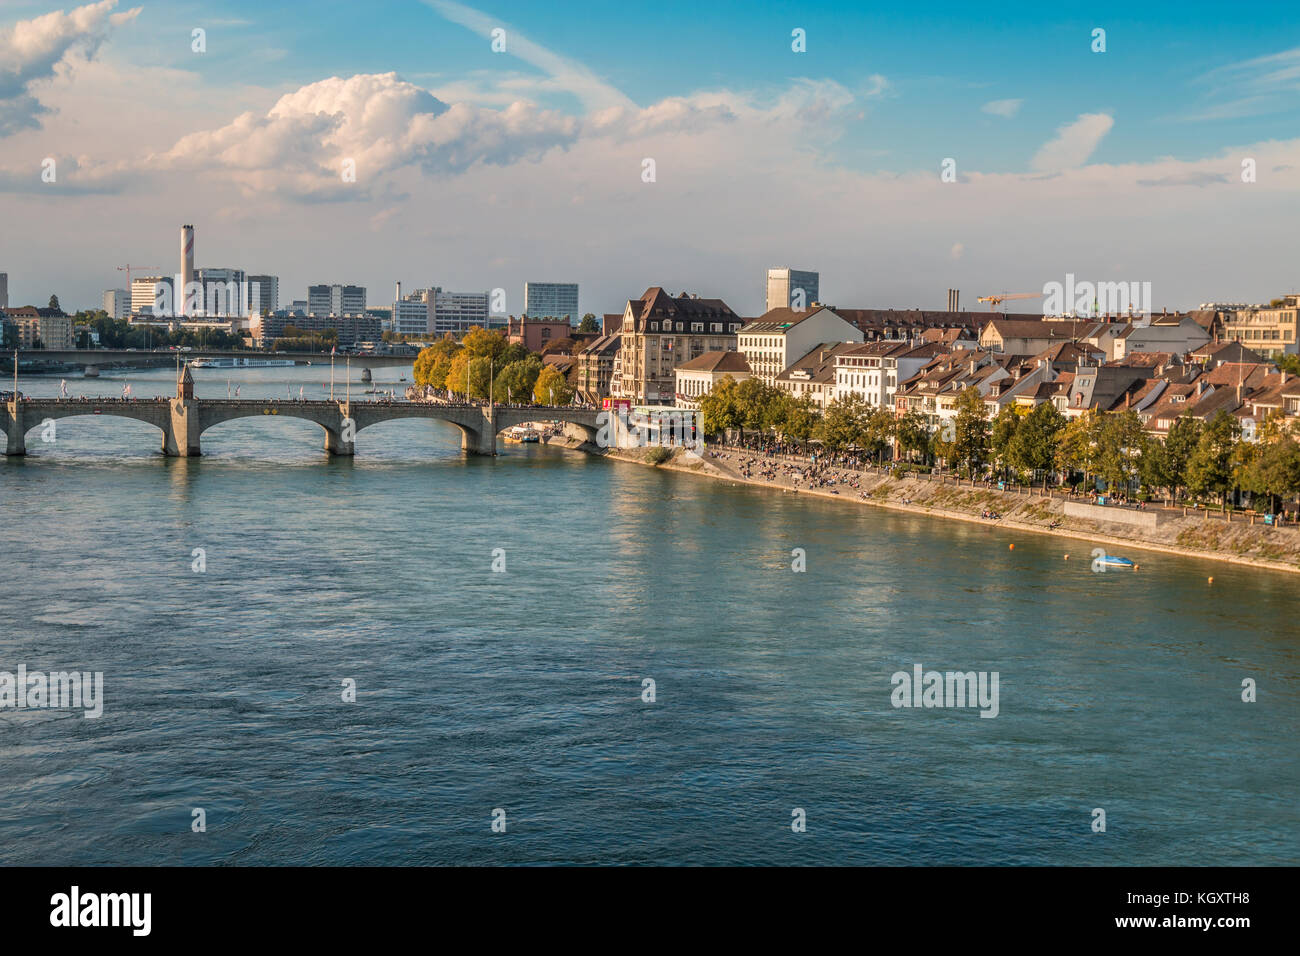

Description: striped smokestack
[180,224,195,316]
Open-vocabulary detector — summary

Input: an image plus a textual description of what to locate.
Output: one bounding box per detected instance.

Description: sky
[2,0,1300,316]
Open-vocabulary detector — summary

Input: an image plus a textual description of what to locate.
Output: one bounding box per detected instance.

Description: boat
[1096,554,1136,569]
[505,426,540,443]
[189,359,218,368]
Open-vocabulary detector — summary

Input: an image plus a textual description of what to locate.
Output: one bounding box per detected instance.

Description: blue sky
[2,0,1299,314]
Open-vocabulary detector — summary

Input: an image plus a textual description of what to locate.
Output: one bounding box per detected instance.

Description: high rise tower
[180,224,195,316]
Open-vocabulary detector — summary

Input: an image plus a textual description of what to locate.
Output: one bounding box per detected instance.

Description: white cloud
[152,73,580,199]
[981,98,1023,118]
[0,0,139,136]
[1030,113,1113,172]
[950,242,965,260]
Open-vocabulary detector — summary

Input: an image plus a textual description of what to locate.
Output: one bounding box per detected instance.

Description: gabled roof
[676,350,750,373]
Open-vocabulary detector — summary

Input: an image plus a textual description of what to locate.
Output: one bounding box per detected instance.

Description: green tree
[534,365,573,405]
[733,377,785,439]
[1185,410,1241,507]
[48,294,60,311]
[1007,401,1065,478]
[952,386,990,474]
[495,356,543,403]
[779,395,821,450]
[990,406,1021,478]
[699,376,744,438]
[1055,410,1102,487]
[815,395,870,453]
[1094,410,1147,492]
[895,409,931,463]
[577,313,599,333]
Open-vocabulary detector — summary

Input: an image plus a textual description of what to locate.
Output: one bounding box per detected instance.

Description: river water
[1,364,1296,865]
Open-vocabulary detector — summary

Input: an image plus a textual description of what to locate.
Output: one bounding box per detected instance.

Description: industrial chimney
[947,288,960,312]
[180,224,195,317]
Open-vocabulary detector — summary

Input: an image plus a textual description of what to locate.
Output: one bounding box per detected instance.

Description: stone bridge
[2,398,601,457]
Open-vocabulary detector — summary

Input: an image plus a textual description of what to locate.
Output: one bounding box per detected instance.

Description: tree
[494,356,543,403]
[1185,410,1241,507]
[1158,415,1203,502]
[779,395,821,451]
[699,376,744,438]
[895,409,931,463]
[1094,410,1147,493]
[990,406,1021,478]
[534,365,573,405]
[952,386,990,474]
[577,314,599,333]
[1007,401,1065,478]
[815,395,870,453]
[447,351,490,399]
[863,407,896,463]
[733,377,785,439]
[461,326,507,361]
[1055,410,1102,487]
[414,339,464,388]
[48,294,60,311]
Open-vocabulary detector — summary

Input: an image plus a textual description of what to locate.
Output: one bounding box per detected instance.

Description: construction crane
[116,264,161,293]
[977,292,1044,311]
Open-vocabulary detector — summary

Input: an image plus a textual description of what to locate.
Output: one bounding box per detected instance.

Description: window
[692,322,703,332]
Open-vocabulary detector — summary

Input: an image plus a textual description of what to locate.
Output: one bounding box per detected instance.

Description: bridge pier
[3,402,25,456]
[166,398,202,456]
[324,428,355,456]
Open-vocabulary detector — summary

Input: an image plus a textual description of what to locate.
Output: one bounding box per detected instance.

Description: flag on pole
[299,386,304,400]
[59,379,68,398]
[122,383,131,398]
[331,346,336,356]
[235,385,240,398]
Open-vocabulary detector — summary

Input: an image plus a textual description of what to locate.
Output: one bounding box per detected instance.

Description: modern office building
[308,284,366,316]
[392,287,433,337]
[102,288,130,319]
[247,275,279,315]
[765,268,820,313]
[429,287,491,335]
[131,276,171,315]
[0,272,8,310]
[524,282,579,321]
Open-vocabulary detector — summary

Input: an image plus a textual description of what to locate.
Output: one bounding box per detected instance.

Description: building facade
[615,288,745,404]
[507,316,572,352]
[247,275,279,315]
[1218,296,1300,357]
[102,288,130,320]
[576,334,621,404]
[765,268,820,312]
[308,284,366,317]
[737,306,864,386]
[674,351,751,406]
[524,282,579,320]
[429,287,491,336]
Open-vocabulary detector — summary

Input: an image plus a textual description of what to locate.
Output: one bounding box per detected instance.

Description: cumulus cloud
[1030,112,1113,172]
[981,98,1023,118]
[153,73,580,198]
[0,0,139,136]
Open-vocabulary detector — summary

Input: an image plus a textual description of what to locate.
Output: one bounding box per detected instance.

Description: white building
[765,268,820,312]
[131,276,171,315]
[429,287,490,335]
[673,351,751,406]
[524,282,579,320]
[102,288,130,320]
[392,289,432,337]
[737,306,863,386]
[308,284,366,316]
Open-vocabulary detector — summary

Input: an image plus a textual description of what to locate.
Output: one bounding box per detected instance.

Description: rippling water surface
[1,364,1296,865]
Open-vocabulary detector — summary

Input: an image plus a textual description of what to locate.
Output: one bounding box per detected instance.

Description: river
[1,364,1296,864]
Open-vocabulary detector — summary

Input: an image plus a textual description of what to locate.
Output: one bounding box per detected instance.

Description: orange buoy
[1009,543,1015,550]
[1208,576,1214,585]
[1063,554,1069,560]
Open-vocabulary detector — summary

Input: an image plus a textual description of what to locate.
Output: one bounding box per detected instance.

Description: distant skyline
[3,0,1300,315]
